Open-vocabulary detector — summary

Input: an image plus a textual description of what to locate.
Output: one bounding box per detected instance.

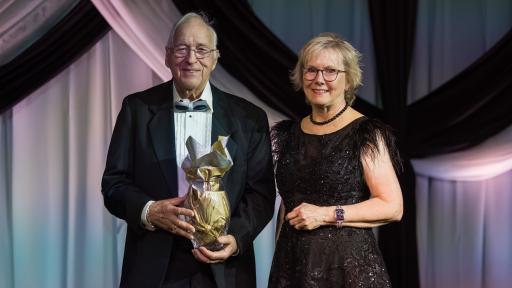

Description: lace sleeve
[270,120,295,165]
[355,118,403,172]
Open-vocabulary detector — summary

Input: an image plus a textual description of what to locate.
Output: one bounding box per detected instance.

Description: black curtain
[0,0,110,113]
[407,28,512,158]
[368,1,420,287]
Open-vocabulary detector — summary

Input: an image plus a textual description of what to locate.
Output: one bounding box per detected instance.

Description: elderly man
[102,12,275,288]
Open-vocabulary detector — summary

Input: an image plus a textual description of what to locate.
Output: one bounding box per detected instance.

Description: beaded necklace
[309,102,349,125]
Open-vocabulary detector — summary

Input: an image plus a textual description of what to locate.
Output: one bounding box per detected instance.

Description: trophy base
[192,239,224,251]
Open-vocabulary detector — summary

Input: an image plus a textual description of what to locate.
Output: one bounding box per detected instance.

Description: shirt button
[189,115,192,118]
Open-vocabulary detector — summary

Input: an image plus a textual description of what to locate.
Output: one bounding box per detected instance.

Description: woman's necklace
[309,102,349,125]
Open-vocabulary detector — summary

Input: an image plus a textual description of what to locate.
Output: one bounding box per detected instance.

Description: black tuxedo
[102,81,276,288]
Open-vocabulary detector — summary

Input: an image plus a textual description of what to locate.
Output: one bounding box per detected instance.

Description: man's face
[166,18,218,99]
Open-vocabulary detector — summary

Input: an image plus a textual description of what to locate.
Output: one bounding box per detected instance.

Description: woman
[268,33,403,288]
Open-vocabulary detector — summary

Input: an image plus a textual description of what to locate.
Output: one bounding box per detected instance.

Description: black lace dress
[268,117,401,288]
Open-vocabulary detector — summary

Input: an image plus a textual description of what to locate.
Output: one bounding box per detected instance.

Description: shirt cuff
[141,200,156,231]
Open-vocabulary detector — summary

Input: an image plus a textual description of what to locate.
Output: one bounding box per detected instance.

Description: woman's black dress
[268,117,401,288]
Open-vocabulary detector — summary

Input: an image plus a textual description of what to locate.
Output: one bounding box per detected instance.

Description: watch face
[336,207,345,221]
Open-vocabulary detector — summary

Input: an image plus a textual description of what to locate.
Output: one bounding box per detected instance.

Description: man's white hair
[166,12,218,49]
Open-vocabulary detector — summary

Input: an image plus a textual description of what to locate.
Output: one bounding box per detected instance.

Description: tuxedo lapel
[211,87,238,159]
[148,93,178,198]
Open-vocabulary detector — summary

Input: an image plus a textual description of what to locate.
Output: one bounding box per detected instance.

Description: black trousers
[162,237,217,288]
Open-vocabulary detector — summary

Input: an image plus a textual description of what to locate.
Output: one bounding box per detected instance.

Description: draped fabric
[408,0,512,104]
[416,171,512,288]
[0,0,110,112]
[0,31,158,288]
[368,1,420,287]
[407,1,512,287]
[0,0,79,65]
[0,110,13,288]
[407,28,512,157]
[412,124,512,182]
[369,0,417,134]
[406,0,512,157]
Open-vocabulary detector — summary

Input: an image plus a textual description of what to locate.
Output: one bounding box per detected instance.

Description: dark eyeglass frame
[171,45,217,59]
[303,67,346,82]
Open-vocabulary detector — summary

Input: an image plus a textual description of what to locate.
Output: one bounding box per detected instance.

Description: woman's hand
[286,202,330,230]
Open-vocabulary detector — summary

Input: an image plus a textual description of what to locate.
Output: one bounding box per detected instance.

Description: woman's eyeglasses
[303,67,345,82]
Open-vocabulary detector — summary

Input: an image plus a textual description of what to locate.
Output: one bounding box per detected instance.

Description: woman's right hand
[286,202,331,230]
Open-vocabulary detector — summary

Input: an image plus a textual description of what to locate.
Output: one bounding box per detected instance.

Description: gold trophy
[181,136,232,251]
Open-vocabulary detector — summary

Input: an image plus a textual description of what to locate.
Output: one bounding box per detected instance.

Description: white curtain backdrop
[0,31,159,288]
[415,171,512,288]
[408,0,512,103]
[0,110,13,288]
[412,124,512,182]
[0,0,79,64]
[408,0,512,287]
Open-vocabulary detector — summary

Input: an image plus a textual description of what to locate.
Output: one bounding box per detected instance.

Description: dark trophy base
[203,240,224,251]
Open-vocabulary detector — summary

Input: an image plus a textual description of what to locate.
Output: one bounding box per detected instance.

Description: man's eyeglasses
[172,46,217,59]
[303,67,345,82]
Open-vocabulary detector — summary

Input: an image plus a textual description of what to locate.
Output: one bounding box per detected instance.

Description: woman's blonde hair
[291,33,362,105]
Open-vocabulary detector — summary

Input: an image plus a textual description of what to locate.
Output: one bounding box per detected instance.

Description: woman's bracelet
[335,205,345,228]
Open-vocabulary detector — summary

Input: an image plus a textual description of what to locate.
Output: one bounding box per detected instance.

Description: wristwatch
[335,205,345,228]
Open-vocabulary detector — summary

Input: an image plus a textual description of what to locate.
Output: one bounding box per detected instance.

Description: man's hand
[147,196,195,239]
[191,235,238,263]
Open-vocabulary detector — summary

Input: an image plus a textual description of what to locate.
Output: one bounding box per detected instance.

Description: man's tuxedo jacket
[102,81,276,288]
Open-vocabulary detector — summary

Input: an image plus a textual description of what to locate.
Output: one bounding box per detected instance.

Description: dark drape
[0,0,110,113]
[407,28,512,158]
[368,1,420,287]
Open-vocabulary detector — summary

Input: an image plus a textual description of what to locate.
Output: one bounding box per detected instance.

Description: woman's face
[303,48,347,108]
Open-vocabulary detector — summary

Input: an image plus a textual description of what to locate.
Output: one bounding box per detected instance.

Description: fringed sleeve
[270,120,295,165]
[355,118,403,173]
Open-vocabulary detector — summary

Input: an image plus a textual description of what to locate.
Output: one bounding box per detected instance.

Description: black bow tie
[174,99,210,112]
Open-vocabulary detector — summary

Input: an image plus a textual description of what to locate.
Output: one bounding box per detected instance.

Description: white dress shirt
[141,82,213,230]
[173,82,213,197]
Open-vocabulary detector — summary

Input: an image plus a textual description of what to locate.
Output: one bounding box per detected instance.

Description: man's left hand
[192,234,238,263]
